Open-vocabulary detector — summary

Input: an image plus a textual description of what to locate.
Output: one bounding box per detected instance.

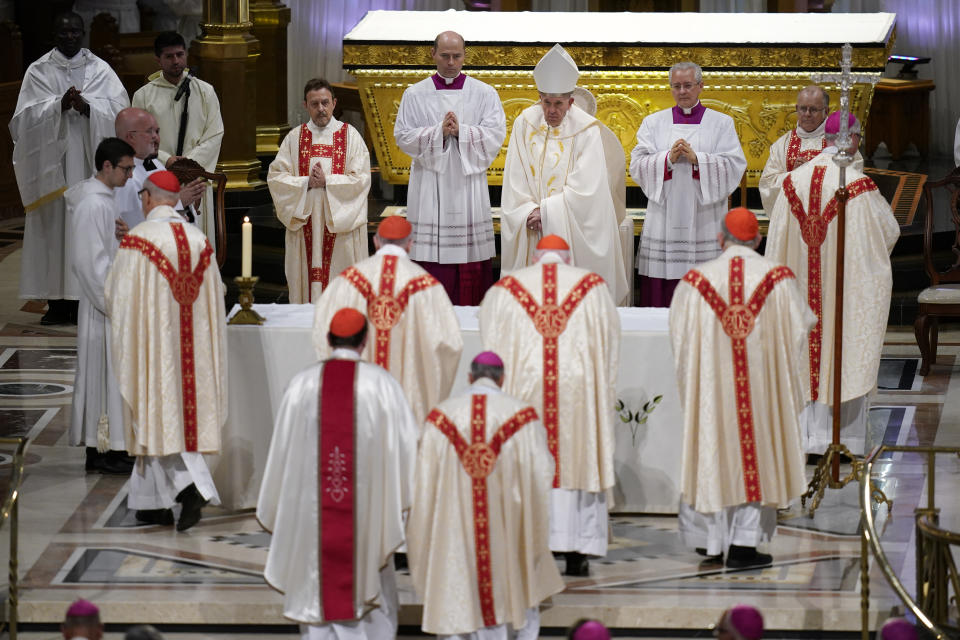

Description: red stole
[318,358,358,621]
[494,263,604,487]
[781,166,877,401]
[119,222,213,451]
[340,254,439,369]
[785,129,826,171]
[426,396,538,627]
[298,122,348,301]
[682,256,795,502]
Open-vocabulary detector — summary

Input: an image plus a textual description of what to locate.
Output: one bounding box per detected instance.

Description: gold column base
[216,159,265,191]
[256,123,291,154]
[229,276,266,325]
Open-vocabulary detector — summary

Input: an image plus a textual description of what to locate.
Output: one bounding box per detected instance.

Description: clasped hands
[669,138,697,165]
[61,86,90,117]
[442,111,459,138]
[308,162,326,189]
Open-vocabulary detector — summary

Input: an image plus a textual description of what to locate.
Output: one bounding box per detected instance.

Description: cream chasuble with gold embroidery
[312,244,463,424]
[408,378,563,636]
[269,116,370,303]
[501,103,628,305]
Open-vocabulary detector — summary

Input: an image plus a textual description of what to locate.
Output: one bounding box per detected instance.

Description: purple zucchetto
[571,620,612,640]
[472,351,503,368]
[825,110,861,135]
[728,604,764,640]
[880,617,918,640]
[65,599,100,618]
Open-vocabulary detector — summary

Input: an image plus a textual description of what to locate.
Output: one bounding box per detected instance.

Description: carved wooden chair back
[169,158,228,270]
[921,166,960,286]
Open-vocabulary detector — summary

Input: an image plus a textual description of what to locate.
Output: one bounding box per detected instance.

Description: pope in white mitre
[766,112,899,457]
[269,78,371,303]
[500,44,629,306]
[479,235,620,576]
[670,208,813,570]
[10,12,128,324]
[758,85,863,215]
[258,308,418,640]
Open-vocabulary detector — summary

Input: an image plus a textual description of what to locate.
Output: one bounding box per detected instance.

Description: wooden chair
[914,166,960,375]
[169,158,228,270]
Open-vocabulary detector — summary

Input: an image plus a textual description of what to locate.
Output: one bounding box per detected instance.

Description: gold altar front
[345,39,895,188]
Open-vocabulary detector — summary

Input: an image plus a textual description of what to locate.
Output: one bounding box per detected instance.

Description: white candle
[241,216,252,278]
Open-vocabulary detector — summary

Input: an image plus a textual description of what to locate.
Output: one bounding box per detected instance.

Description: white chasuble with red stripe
[669,245,812,513]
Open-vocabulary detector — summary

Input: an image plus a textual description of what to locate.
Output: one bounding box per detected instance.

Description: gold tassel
[97,414,110,453]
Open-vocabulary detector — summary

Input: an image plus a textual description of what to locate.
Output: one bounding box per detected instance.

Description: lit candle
[241,216,252,278]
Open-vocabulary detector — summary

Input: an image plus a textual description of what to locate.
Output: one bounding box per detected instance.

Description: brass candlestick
[229,276,266,325]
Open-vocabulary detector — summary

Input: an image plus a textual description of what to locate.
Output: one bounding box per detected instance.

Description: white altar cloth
[217,304,683,513]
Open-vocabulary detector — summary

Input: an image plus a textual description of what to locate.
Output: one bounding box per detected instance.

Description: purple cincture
[672,102,706,125]
[431,73,466,90]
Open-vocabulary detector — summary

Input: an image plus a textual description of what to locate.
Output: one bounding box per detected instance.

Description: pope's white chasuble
[479,259,620,492]
[409,383,563,635]
[269,118,370,303]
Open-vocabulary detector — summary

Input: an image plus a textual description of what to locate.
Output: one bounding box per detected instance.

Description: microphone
[174,71,193,102]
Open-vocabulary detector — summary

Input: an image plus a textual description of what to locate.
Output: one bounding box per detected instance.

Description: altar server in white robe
[10,12,128,325]
[258,308,418,640]
[105,171,227,531]
[670,208,812,569]
[132,31,223,248]
[479,235,620,576]
[67,137,136,475]
[759,85,863,215]
[501,44,628,306]
[408,351,564,639]
[766,112,899,457]
[313,216,462,424]
[394,31,506,305]
[631,61,746,308]
[269,78,370,303]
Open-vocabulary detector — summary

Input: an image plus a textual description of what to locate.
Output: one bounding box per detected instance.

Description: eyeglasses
[137,188,147,198]
[117,164,135,175]
[797,106,825,114]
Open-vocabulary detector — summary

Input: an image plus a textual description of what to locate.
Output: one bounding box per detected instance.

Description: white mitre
[534,44,579,95]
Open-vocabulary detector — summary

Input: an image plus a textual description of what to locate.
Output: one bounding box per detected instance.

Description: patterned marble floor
[0,228,956,639]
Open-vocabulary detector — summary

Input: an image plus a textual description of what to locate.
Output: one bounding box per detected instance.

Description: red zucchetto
[536,234,570,250]
[146,170,181,193]
[378,215,412,240]
[329,308,366,337]
[724,207,759,242]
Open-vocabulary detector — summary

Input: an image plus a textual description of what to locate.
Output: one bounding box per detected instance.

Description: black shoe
[85,447,100,473]
[564,552,590,576]
[725,545,773,569]
[40,300,71,325]
[135,509,174,526]
[806,453,823,466]
[66,300,78,325]
[98,452,134,475]
[176,483,208,531]
[695,547,723,562]
[393,553,408,571]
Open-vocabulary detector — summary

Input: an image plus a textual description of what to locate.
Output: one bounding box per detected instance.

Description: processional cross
[801,44,889,514]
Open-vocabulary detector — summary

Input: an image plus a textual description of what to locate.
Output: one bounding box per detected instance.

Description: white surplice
[312,244,463,423]
[132,71,223,249]
[9,47,128,299]
[631,104,746,280]
[268,116,370,303]
[501,103,629,305]
[766,150,899,455]
[408,378,564,636]
[257,349,418,631]
[66,177,126,451]
[394,74,505,264]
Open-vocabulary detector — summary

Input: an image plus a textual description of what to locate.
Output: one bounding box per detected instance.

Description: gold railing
[0,437,29,640]
[860,444,960,640]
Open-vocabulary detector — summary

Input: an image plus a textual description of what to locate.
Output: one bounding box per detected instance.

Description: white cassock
[408,378,564,639]
[631,103,746,280]
[257,348,418,640]
[105,205,227,508]
[669,244,814,555]
[759,121,864,215]
[312,244,463,424]
[501,103,629,306]
[9,47,128,299]
[268,116,370,303]
[479,254,620,556]
[766,149,900,455]
[66,177,126,451]
[394,73,504,265]
[132,71,223,250]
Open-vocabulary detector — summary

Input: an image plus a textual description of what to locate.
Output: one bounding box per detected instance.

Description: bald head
[433,31,464,50]
[115,108,160,159]
[432,31,465,78]
[796,84,829,133]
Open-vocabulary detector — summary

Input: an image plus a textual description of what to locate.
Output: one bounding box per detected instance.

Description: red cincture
[782,168,877,401]
[318,359,357,621]
[340,256,439,369]
[494,264,604,488]
[785,129,827,172]
[682,257,795,502]
[427,399,538,627]
[299,122,348,300]
[119,223,213,452]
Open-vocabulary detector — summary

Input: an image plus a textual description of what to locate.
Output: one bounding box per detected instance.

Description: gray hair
[125,625,164,640]
[798,85,830,110]
[721,219,758,247]
[143,180,179,204]
[669,61,702,84]
[470,361,503,383]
